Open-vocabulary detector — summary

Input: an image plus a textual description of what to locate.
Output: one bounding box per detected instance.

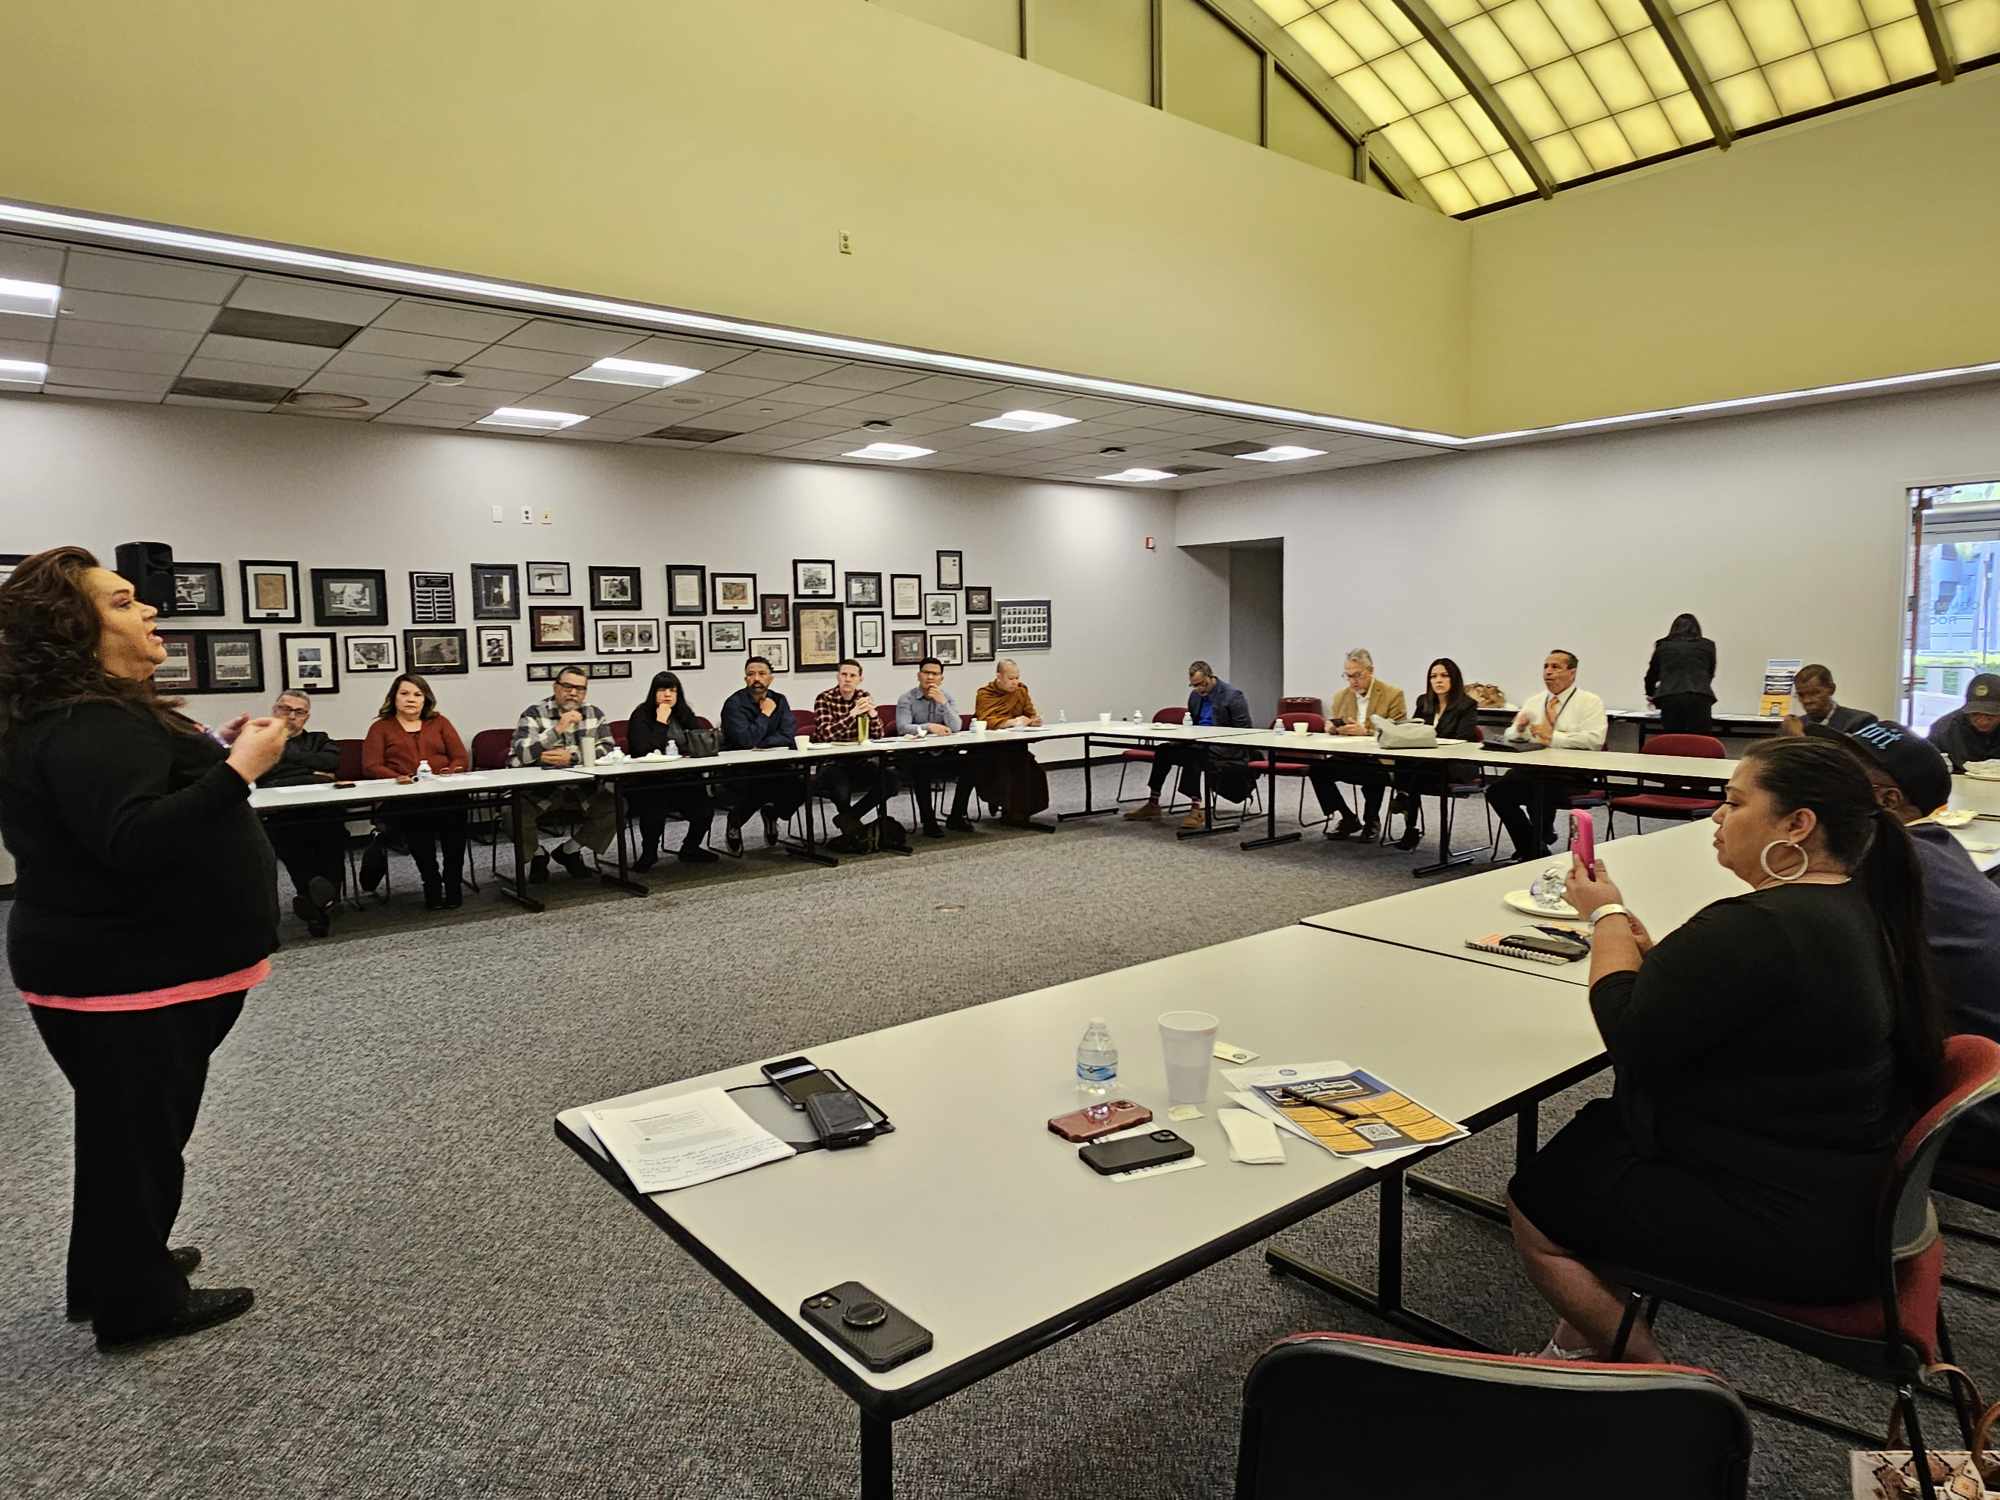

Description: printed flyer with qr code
[1226,1060,1467,1159]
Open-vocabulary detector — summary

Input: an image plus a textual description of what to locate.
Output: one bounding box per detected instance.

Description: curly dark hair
[0,546,191,755]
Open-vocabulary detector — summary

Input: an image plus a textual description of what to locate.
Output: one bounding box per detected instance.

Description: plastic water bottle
[1057,707,1067,723]
[579,730,596,768]
[664,737,680,760]
[1075,1017,1118,1101]
[414,759,434,781]
[1131,708,1143,723]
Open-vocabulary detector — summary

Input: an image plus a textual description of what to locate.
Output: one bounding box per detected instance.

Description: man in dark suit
[257,690,344,937]
[1123,660,1254,831]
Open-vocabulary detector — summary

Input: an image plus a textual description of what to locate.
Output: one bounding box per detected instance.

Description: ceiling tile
[824,390,940,418]
[615,334,745,369]
[369,299,528,342]
[50,319,204,356]
[195,332,335,371]
[320,350,451,382]
[717,350,848,381]
[57,288,218,332]
[671,370,791,398]
[883,373,1008,401]
[0,236,65,283]
[463,344,591,377]
[296,371,424,402]
[63,251,239,304]
[753,417,851,440]
[182,356,313,389]
[344,327,490,364]
[228,276,394,325]
[44,344,186,376]
[699,398,832,430]
[497,319,645,357]
[164,392,278,412]
[800,363,922,393]
[521,378,650,410]
[45,365,176,392]
[43,384,163,403]
[378,400,477,423]
[0,336,49,362]
[0,309,57,345]
[374,410,476,428]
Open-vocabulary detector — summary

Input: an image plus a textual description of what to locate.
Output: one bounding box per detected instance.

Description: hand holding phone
[1569,809,1595,878]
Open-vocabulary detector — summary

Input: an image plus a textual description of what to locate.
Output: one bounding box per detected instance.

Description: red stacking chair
[608,720,629,751]
[468,727,518,876]
[335,737,366,781]
[1236,1332,1750,1500]
[1275,694,1324,719]
[330,738,380,904]
[1253,712,1323,825]
[1607,733,1726,835]
[1597,1034,2000,1488]
[791,708,816,739]
[874,704,898,739]
[1116,705,1186,806]
[1930,1160,2000,1298]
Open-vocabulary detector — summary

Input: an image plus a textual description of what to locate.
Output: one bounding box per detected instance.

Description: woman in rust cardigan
[360,673,470,909]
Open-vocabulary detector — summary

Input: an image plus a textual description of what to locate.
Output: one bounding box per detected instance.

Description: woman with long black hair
[1388,656,1478,851]
[626,671,717,869]
[0,546,287,1350]
[1643,612,1717,735]
[1507,736,1942,1360]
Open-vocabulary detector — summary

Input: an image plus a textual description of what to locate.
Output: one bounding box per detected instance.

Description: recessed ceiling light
[284,390,369,410]
[0,278,60,319]
[1099,467,1174,482]
[862,419,893,430]
[476,407,588,432]
[574,357,702,390]
[1235,445,1326,462]
[843,442,933,461]
[972,409,1079,433]
[0,358,49,386]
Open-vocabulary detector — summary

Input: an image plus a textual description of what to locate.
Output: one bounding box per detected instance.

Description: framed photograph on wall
[404,628,468,675]
[997,598,1053,650]
[708,620,747,653]
[792,558,836,599]
[930,633,963,667]
[749,636,791,673]
[530,605,585,652]
[476,626,514,667]
[852,611,885,658]
[527,561,570,596]
[171,561,225,618]
[278,632,339,694]
[311,568,389,627]
[965,586,993,615]
[968,619,995,661]
[155,631,198,692]
[924,592,958,627]
[594,618,659,654]
[664,564,706,617]
[409,570,456,624]
[936,550,963,590]
[197,630,263,693]
[891,629,927,667]
[711,572,756,614]
[890,574,921,620]
[667,622,705,670]
[590,565,641,611]
[0,555,27,587]
[794,603,843,673]
[239,560,301,623]
[844,571,882,609]
[471,563,521,620]
[345,634,397,674]
[760,594,790,632]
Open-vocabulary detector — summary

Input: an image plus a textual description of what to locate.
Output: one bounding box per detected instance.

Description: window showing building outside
[1907,480,2000,732]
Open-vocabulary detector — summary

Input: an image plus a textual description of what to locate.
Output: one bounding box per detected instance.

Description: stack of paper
[1220,1059,1466,1165]
[584,1087,795,1193]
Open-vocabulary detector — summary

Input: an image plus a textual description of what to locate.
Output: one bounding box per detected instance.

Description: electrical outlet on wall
[491,505,504,524]
[520,506,534,525]
[540,509,553,525]
[837,230,853,256]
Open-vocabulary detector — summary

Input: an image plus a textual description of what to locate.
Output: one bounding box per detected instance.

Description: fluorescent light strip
[574,357,702,389]
[0,277,60,318]
[843,442,933,461]
[1099,467,1175,482]
[971,409,1078,433]
[0,357,49,385]
[1234,445,1326,462]
[476,407,587,432]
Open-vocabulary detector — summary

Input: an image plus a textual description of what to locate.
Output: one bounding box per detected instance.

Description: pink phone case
[1570,810,1596,877]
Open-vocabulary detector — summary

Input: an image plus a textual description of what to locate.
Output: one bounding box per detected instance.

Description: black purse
[683,728,721,759]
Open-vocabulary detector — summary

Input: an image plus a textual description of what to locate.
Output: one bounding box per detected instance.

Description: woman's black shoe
[97,1287,255,1352]
[633,845,659,872]
[359,838,388,892]
[443,883,463,909]
[1394,823,1423,851]
[291,895,330,938]
[678,845,720,864]
[423,885,445,911]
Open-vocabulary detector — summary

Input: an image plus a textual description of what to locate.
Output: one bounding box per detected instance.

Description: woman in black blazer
[1644,613,1716,735]
[1389,657,1479,849]
[625,671,717,870]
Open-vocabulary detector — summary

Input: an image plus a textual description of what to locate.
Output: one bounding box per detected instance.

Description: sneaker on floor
[1394,824,1423,851]
[877,819,908,850]
[554,848,591,879]
[1123,802,1162,821]
[306,875,337,924]
[358,838,388,892]
[97,1286,255,1352]
[946,815,975,833]
[1179,808,1207,830]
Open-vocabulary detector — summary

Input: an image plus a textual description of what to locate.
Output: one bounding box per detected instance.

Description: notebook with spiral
[1465,930,1589,964]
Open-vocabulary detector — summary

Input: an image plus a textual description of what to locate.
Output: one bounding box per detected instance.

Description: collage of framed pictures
[158,629,264,694]
[530,605,585,652]
[527,561,570,596]
[924,592,958,626]
[594,617,660,654]
[527,661,632,682]
[279,631,339,694]
[668,622,704,669]
[409,571,456,623]
[891,629,927,666]
[590,566,641,610]
[965,586,993,615]
[477,626,513,667]
[760,594,790,631]
[471,563,520,620]
[793,558,836,599]
[312,568,389,627]
[749,637,791,673]
[852,611,885,658]
[665,564,706,616]
[172,561,225,617]
[793,602,843,673]
[345,635,397,674]
[844,571,882,608]
[936,550,963,590]
[890,574,921,620]
[968,619,996,661]
[240,560,301,623]
[404,628,468,675]
[931,633,963,667]
[710,572,756,614]
[708,620,746,653]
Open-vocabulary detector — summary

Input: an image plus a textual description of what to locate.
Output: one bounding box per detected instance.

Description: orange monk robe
[970,680,1049,820]
[973,680,1037,727]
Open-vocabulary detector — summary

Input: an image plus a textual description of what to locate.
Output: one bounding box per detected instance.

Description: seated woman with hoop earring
[1502,736,1943,1362]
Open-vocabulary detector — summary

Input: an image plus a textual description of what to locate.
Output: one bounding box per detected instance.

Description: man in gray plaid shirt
[511,665,619,881]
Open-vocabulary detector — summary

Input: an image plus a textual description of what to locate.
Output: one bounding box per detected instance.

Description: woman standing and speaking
[0,546,288,1350]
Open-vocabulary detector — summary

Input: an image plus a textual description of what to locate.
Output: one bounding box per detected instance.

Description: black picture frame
[667,622,705,670]
[594,617,660,655]
[930,632,963,667]
[239,559,301,623]
[664,564,707,617]
[760,594,791,632]
[843,571,882,608]
[154,630,199,692]
[471,563,522,620]
[936,550,963,590]
[996,598,1053,651]
[923,592,959,627]
[194,629,264,694]
[792,558,836,599]
[311,568,389,627]
[409,570,456,624]
[278,631,339,694]
[526,561,571,597]
[793,602,844,673]
[890,574,922,620]
[344,635,398,674]
[529,660,632,682]
[968,619,996,661]
[710,572,757,614]
[530,605,586,652]
[476,625,514,667]
[851,611,885,658]
[748,637,791,673]
[590,565,642,611]
[891,629,927,667]
[965,586,993,615]
[708,619,747,653]
[404,628,468,675]
[0,555,28,586]
[171,561,225,617]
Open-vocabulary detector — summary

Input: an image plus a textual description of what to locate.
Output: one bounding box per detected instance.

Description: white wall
[1175,384,2000,718]
[1226,544,1284,721]
[0,399,1225,742]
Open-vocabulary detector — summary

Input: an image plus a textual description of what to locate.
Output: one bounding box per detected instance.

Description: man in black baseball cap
[1814,718,2000,1160]
[1928,672,2000,772]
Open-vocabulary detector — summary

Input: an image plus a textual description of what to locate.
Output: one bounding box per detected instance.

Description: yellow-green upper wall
[0,0,1471,434]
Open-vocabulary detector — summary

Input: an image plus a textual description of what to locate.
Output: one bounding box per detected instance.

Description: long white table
[554,924,1605,1498]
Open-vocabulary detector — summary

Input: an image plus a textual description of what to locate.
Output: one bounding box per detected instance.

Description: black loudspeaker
[115,541,176,614]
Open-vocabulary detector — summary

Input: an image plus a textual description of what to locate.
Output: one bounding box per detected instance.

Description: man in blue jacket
[1123,660,1254,831]
[718,656,806,854]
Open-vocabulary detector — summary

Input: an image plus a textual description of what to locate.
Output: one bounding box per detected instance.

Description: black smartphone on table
[1078,1128,1195,1176]
[800,1282,933,1371]
[760,1056,842,1110]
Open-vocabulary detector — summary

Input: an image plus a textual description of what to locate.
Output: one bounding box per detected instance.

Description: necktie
[1545,693,1560,727]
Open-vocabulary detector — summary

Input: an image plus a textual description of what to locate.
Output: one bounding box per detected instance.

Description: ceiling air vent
[1193,440,1270,457]
[208,308,363,348]
[1163,464,1222,477]
[171,377,292,404]
[641,426,738,443]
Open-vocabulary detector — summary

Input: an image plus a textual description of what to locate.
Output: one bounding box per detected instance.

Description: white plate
[1935,809,1977,827]
[1962,769,2000,782]
[1503,888,1580,920]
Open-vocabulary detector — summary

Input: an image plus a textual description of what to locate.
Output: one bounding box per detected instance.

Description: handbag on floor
[1850,1371,1998,1499]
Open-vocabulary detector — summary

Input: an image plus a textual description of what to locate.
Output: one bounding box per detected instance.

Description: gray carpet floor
[4,767,1997,1499]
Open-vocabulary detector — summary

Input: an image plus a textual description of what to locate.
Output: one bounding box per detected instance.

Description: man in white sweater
[1487,649,1607,860]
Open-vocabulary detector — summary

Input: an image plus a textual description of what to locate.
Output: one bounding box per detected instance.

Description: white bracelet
[1587,903,1631,930]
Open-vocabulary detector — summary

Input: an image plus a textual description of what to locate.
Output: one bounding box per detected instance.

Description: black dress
[1644,636,1716,735]
[1510,881,1916,1302]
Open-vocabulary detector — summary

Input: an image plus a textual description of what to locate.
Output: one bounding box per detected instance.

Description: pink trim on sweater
[21,957,271,1012]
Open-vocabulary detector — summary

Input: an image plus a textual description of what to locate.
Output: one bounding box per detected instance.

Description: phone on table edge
[799,1281,933,1372]
[1047,1099,1153,1143]
[759,1056,841,1110]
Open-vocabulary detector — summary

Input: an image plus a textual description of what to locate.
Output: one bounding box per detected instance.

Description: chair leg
[1934,1312,1979,1445]
[1609,1290,1643,1360]
[1900,1387,1942,1500]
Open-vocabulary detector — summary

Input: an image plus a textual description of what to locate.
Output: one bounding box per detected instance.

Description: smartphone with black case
[800,1282,933,1371]
[805,1088,877,1149]
[760,1056,841,1110]
[1078,1128,1195,1176]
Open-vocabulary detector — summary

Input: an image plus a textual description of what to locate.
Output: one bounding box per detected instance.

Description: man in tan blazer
[1313,648,1406,840]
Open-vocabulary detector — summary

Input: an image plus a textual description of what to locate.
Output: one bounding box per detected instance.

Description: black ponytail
[1743,738,1945,1098]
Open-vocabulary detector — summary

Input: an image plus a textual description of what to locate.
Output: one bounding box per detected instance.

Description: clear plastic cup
[1158,1009,1219,1107]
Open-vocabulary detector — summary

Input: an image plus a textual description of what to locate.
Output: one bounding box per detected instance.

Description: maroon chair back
[874,704,898,738]
[1645,733,1726,760]
[335,737,366,781]
[696,716,714,731]
[1276,712,1326,734]
[791,708,817,738]
[1155,706,1188,725]
[470,728,512,771]
[1276,695,1323,718]
[960,714,974,731]
[608,720,630,751]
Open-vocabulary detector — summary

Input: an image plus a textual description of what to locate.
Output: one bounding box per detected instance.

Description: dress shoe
[633,846,659,873]
[307,875,337,928]
[877,818,908,850]
[724,821,744,855]
[528,852,550,884]
[761,809,779,847]
[554,848,591,879]
[1394,823,1423,851]
[1124,801,1162,821]
[946,815,975,833]
[443,884,463,909]
[69,1247,201,1322]
[291,894,329,939]
[97,1286,255,1352]
[921,821,945,839]
[423,884,445,911]
[678,845,720,864]
[1328,816,1362,840]
[1362,819,1381,843]
[358,838,388,892]
[835,810,867,844]
[1179,808,1207,830]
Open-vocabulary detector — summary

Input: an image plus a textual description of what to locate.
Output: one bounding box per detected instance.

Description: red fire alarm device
[1144,536,1156,551]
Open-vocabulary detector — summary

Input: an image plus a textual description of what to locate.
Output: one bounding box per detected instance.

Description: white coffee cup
[796,734,813,749]
[1158,1009,1220,1107]
[1098,711,1112,723]
[1291,720,1309,735]
[971,720,988,736]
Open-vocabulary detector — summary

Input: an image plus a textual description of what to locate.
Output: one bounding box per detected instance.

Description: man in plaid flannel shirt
[812,658,903,853]
[510,665,620,880]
